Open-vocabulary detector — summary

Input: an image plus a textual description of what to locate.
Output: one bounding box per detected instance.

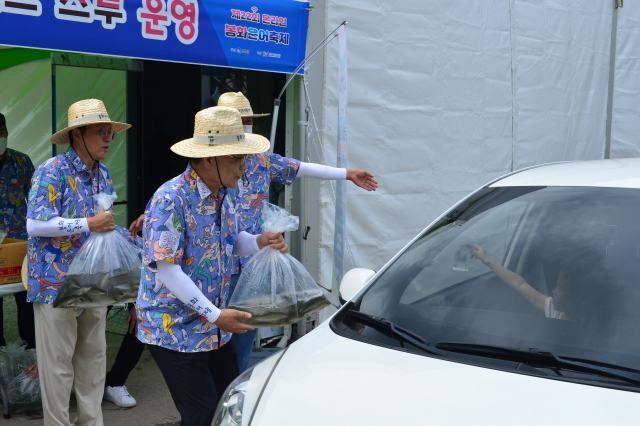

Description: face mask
[243,125,253,134]
[0,138,7,155]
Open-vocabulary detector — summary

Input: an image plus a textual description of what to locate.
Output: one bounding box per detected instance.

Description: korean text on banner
[0,0,309,74]
[331,26,347,295]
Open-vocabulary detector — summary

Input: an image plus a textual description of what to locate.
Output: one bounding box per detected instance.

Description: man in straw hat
[136,106,288,426]
[25,99,129,426]
[217,91,378,372]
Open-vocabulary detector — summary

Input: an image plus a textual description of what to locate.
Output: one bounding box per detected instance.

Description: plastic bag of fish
[53,193,143,308]
[228,203,333,327]
[0,339,36,388]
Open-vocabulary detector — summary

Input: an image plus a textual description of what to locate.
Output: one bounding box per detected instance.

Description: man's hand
[257,232,289,253]
[25,362,38,379]
[87,210,115,233]
[126,306,137,334]
[346,169,378,192]
[129,214,144,237]
[214,309,255,334]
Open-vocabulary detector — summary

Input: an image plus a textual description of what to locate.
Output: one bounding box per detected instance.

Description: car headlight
[213,348,286,426]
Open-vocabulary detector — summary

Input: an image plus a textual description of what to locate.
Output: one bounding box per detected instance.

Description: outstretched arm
[297,162,378,192]
[471,245,547,312]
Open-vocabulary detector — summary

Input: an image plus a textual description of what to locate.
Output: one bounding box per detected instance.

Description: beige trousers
[33,302,107,426]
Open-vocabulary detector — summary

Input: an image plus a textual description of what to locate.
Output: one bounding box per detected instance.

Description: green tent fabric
[0,59,129,227]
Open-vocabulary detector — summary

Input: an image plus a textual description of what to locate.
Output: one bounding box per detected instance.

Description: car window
[401,200,530,304]
[338,186,640,379]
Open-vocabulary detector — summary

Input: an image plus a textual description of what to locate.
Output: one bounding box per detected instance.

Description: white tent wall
[611,2,640,158]
[308,0,618,293]
[511,1,612,168]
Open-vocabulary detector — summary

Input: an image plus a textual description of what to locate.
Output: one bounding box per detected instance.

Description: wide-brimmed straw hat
[51,99,131,145]
[171,106,270,158]
[217,92,270,118]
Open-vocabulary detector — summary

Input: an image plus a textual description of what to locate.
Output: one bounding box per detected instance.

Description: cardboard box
[0,238,28,285]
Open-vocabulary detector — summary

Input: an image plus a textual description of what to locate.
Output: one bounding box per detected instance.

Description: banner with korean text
[0,0,309,74]
[331,25,347,294]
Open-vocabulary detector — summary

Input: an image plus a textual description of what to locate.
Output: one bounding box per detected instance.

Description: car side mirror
[339,268,376,304]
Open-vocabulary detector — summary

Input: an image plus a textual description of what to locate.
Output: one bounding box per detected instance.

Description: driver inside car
[470,245,609,321]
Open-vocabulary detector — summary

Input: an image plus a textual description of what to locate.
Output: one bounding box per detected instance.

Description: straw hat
[217,92,270,118]
[51,99,131,145]
[171,106,270,158]
[21,255,28,291]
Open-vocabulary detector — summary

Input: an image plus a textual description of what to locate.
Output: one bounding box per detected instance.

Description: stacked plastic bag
[0,340,41,407]
[228,203,333,327]
[54,192,143,308]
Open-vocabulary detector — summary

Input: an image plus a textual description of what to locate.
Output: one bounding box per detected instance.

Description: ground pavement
[2,296,181,425]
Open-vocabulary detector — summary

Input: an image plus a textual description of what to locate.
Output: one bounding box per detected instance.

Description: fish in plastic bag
[7,371,41,406]
[53,192,143,308]
[228,203,332,327]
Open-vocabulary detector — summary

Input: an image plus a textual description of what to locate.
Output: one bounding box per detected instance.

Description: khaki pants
[33,302,107,426]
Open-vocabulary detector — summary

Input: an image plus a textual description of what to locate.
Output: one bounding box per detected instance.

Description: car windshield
[341,186,640,372]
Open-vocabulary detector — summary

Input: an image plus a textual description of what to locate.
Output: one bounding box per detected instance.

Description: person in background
[26,99,129,426]
[136,106,288,426]
[102,302,144,408]
[0,112,36,349]
[220,92,378,373]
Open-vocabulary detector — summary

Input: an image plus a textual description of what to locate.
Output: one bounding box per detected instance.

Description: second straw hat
[217,92,270,118]
[50,99,131,145]
[171,106,270,158]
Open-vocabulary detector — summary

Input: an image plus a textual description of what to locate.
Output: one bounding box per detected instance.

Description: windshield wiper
[436,342,640,386]
[346,310,438,355]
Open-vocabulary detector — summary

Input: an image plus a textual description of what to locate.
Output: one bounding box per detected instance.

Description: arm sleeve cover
[297,162,347,180]
[235,231,260,257]
[156,261,221,323]
[27,217,90,238]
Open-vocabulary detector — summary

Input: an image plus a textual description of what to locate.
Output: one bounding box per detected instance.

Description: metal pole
[269,99,280,152]
[604,2,619,159]
[51,63,57,157]
[270,21,347,145]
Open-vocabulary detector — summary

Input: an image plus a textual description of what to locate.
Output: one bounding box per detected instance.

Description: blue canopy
[0,0,309,74]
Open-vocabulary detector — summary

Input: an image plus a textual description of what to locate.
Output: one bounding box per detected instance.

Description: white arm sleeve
[27,217,89,238]
[156,261,221,323]
[235,231,260,257]
[297,162,347,180]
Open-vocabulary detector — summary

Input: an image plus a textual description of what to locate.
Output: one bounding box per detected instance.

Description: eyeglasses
[98,129,117,140]
[228,155,248,165]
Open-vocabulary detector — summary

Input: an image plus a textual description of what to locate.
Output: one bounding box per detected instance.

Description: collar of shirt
[0,149,18,177]
[65,147,99,182]
[184,164,225,204]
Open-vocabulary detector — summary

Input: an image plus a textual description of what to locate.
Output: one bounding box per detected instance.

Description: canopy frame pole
[269,21,347,149]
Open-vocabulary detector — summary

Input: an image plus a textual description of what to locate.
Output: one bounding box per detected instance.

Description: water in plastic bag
[53,193,142,308]
[228,203,331,327]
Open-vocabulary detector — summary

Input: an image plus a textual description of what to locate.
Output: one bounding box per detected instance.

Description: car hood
[251,324,637,425]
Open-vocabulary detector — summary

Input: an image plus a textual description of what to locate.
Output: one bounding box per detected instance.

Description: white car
[214,159,640,426]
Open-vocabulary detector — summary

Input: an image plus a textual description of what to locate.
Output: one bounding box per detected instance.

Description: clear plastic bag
[228,203,331,327]
[53,193,142,308]
[7,371,41,406]
[0,339,32,388]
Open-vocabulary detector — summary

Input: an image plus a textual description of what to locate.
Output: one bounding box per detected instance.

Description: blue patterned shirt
[25,148,114,305]
[233,152,299,271]
[136,165,241,353]
[0,149,35,240]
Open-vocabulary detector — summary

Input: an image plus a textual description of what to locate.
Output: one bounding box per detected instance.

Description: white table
[0,283,25,298]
